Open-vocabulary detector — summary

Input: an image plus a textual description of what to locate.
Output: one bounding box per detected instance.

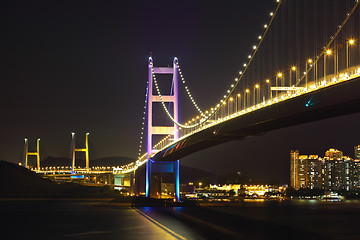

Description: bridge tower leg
[71,132,90,173]
[24,138,40,170]
[146,57,180,202]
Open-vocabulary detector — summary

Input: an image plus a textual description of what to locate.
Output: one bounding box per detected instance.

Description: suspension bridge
[24,0,360,201]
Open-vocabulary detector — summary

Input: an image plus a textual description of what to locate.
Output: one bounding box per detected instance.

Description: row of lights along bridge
[26,37,360,174]
[183,38,356,127]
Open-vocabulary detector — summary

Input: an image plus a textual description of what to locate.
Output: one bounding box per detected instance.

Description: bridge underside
[151,77,360,162]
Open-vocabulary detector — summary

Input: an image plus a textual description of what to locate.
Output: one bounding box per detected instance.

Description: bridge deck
[151,76,360,162]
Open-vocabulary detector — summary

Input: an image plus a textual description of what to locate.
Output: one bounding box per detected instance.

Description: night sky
[1,0,360,184]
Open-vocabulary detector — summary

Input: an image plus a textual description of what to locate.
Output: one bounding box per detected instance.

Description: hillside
[180,165,221,184]
[0,160,118,198]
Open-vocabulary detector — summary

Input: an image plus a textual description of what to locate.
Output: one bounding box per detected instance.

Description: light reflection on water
[199,198,360,211]
[285,199,360,207]
[193,197,360,213]
[202,199,360,239]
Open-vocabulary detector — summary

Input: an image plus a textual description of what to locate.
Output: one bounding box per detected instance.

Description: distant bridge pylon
[24,138,40,170]
[71,132,90,173]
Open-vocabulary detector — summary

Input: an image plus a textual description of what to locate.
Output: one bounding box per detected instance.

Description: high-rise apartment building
[290,149,360,191]
[290,150,300,189]
[324,148,343,159]
[354,145,360,160]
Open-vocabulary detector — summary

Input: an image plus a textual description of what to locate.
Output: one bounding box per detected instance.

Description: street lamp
[221,101,226,118]
[305,59,312,88]
[236,93,241,112]
[347,39,355,71]
[229,97,233,115]
[245,89,250,108]
[254,84,260,105]
[265,79,271,99]
[290,66,296,87]
[324,49,332,82]
[276,72,283,97]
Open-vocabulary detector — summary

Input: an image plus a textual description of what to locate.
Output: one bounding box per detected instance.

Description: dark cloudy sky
[1,0,360,184]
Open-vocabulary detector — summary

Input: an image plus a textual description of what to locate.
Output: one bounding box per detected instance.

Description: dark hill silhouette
[180,165,221,184]
[0,160,118,198]
[0,160,55,197]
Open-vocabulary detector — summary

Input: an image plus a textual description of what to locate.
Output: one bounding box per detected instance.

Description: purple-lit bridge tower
[146,57,180,201]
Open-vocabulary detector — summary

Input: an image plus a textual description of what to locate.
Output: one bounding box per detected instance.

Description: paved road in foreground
[3,199,360,239]
[1,200,200,240]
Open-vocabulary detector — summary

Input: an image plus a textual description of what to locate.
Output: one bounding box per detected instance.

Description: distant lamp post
[276,73,283,97]
[254,84,260,105]
[265,79,271,99]
[347,39,355,71]
[236,93,241,112]
[229,97,233,115]
[324,49,332,81]
[245,89,250,108]
[199,182,202,188]
[305,59,312,88]
[290,66,296,87]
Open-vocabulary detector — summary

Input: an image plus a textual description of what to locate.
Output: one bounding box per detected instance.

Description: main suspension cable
[136,78,149,159]
[175,60,204,116]
[152,0,283,129]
